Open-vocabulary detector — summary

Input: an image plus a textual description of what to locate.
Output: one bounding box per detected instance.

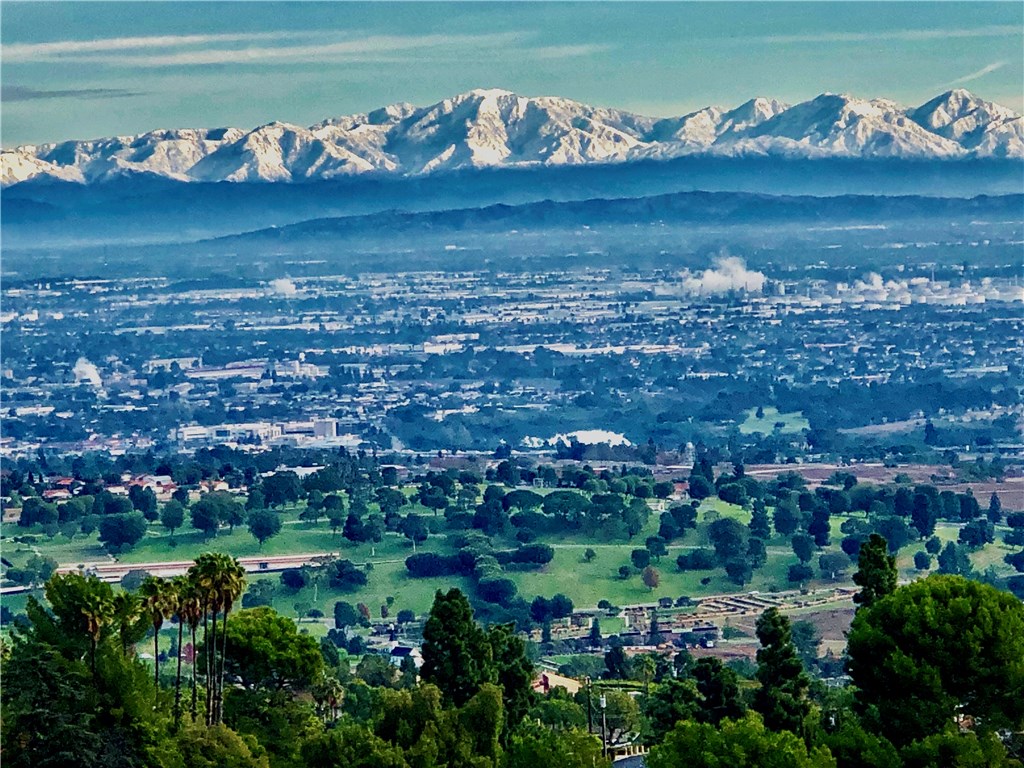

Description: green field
[739,407,809,435]
[4,485,1018,623]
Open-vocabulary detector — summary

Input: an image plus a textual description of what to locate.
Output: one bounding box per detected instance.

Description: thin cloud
[2,32,301,61]
[2,84,143,102]
[3,31,529,68]
[948,61,1007,86]
[531,44,614,60]
[749,25,1021,45]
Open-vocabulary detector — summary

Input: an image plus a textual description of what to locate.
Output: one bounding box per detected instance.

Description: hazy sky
[3,2,1022,146]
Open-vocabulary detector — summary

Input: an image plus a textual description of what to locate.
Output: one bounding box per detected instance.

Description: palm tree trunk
[202,605,212,726]
[174,620,184,729]
[190,624,198,721]
[153,624,161,687]
[90,636,98,677]
[216,604,230,725]
[208,608,218,726]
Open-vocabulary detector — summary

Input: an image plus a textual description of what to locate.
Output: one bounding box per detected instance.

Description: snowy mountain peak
[3,88,1021,186]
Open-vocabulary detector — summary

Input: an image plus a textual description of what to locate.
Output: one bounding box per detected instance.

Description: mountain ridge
[212,188,1024,244]
[3,87,1021,187]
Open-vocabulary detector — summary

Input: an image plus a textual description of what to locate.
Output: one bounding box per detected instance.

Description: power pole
[585,677,593,735]
[600,693,608,758]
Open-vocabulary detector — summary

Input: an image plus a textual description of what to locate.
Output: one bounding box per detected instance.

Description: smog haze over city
[1,3,1023,767]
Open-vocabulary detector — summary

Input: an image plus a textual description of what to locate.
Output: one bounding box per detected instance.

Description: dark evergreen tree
[420,588,493,706]
[808,507,831,547]
[748,502,772,540]
[753,608,811,735]
[852,534,897,609]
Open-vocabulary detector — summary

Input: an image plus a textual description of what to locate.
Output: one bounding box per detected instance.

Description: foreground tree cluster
[2,542,1022,768]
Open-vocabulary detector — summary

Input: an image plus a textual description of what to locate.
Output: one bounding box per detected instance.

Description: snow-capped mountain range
[3,88,1021,187]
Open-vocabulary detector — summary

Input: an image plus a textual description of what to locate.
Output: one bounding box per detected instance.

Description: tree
[791,533,816,564]
[160,499,185,540]
[327,559,368,591]
[190,498,221,537]
[247,509,281,548]
[356,654,397,687]
[818,552,851,580]
[333,600,364,629]
[589,618,603,648]
[708,518,748,563]
[647,713,836,768]
[176,723,271,768]
[749,503,772,540]
[549,593,574,619]
[604,642,632,680]
[789,620,821,670]
[583,547,597,563]
[212,606,323,691]
[642,566,661,590]
[900,729,1017,768]
[139,576,176,687]
[279,569,307,591]
[986,492,1002,523]
[505,723,609,768]
[936,541,972,576]
[261,471,302,508]
[129,486,159,520]
[913,551,932,571]
[873,516,911,553]
[787,563,814,584]
[488,622,535,735]
[630,548,651,570]
[725,558,753,586]
[911,493,937,539]
[190,553,246,726]
[746,538,767,570]
[687,475,713,501]
[773,496,802,537]
[808,507,831,547]
[644,678,700,739]
[847,575,1024,745]
[645,535,668,560]
[325,496,346,536]
[958,519,995,549]
[598,688,642,743]
[420,588,492,706]
[852,534,897,609]
[753,608,811,735]
[97,512,147,553]
[343,513,366,544]
[399,513,428,552]
[300,723,408,768]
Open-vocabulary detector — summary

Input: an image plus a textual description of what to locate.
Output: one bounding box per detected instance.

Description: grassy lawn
[6,485,1017,627]
[739,407,809,435]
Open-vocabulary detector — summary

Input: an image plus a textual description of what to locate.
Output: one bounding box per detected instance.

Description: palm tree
[190,552,245,725]
[80,590,113,677]
[170,576,193,729]
[635,654,657,698]
[111,591,142,657]
[312,676,345,723]
[140,576,176,687]
[189,555,220,725]
[212,554,245,725]
[177,575,203,724]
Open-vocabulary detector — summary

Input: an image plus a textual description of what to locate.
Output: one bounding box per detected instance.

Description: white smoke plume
[73,357,102,387]
[269,278,297,296]
[681,255,765,295]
